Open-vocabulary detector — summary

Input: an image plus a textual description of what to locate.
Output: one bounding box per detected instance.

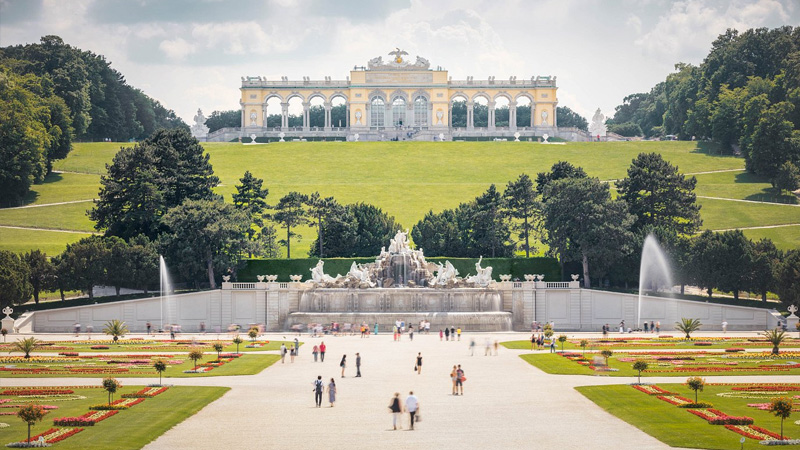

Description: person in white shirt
[405,391,419,430]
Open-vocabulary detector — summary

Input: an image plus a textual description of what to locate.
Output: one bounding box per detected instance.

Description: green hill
[1,140,798,257]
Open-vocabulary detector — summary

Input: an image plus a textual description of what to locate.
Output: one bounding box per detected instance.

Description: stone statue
[347,262,375,287]
[588,108,607,137]
[413,56,430,69]
[310,260,335,284]
[190,108,209,139]
[540,109,548,126]
[388,229,410,253]
[466,256,493,287]
[250,111,257,126]
[367,56,384,70]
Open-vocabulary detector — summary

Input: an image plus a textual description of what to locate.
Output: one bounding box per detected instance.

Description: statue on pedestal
[190,108,209,139]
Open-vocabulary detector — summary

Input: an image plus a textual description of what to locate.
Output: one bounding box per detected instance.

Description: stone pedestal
[787,315,799,332]
[1,317,14,333]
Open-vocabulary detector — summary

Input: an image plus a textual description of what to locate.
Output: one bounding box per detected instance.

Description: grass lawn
[577,383,796,449]
[741,225,800,249]
[693,170,798,204]
[53,142,133,175]
[0,353,280,378]
[0,227,92,255]
[23,172,101,205]
[0,385,228,449]
[6,139,800,255]
[517,351,800,377]
[0,201,96,232]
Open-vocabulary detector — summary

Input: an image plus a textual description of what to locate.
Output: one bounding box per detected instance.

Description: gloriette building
[208,50,588,142]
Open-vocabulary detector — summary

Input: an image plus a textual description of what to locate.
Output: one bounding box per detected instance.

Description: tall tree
[542,177,635,287]
[58,236,110,300]
[104,236,131,297]
[689,230,755,299]
[204,110,240,133]
[160,199,250,288]
[411,208,465,257]
[776,249,800,307]
[349,203,402,257]
[126,234,159,293]
[470,184,513,258]
[0,250,32,309]
[22,249,54,304]
[750,238,781,302]
[504,174,539,258]
[91,128,219,240]
[617,152,702,235]
[306,192,338,258]
[536,161,587,198]
[556,106,588,131]
[232,170,269,253]
[747,102,800,184]
[272,192,308,258]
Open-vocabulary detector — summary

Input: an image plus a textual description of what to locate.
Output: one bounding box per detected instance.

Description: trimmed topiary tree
[632,360,648,384]
[600,348,613,366]
[1,328,7,342]
[17,403,45,445]
[686,376,705,404]
[769,396,793,440]
[188,349,204,370]
[248,327,259,343]
[102,377,120,404]
[579,339,589,356]
[153,360,167,386]
[557,335,567,352]
[213,342,224,360]
[232,336,243,353]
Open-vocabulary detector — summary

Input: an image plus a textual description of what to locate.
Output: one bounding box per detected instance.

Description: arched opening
[392,97,406,127]
[473,95,489,128]
[287,96,303,129]
[308,95,325,129]
[516,95,532,128]
[265,97,282,128]
[494,96,510,128]
[370,96,385,128]
[450,94,467,128]
[331,95,347,128]
[414,96,428,128]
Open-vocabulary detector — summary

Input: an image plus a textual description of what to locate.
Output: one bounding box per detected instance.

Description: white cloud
[159,37,197,61]
[626,14,642,34]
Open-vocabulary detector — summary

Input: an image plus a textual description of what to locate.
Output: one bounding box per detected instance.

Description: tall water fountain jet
[638,234,674,329]
[159,255,173,331]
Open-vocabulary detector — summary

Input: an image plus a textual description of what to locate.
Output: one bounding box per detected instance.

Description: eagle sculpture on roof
[388,48,408,64]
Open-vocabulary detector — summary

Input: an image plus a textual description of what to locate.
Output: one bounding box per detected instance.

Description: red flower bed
[25,427,84,444]
[725,424,785,440]
[59,352,79,356]
[733,385,800,391]
[632,385,677,395]
[1,389,74,395]
[694,342,713,346]
[725,348,745,352]
[53,410,118,426]
[122,387,168,398]
[90,345,110,350]
[656,395,693,406]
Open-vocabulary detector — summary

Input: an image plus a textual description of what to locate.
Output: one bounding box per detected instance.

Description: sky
[1,0,798,124]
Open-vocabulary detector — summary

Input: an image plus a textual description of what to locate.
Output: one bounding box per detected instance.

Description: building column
[509,101,517,132]
[345,104,350,128]
[323,102,332,131]
[280,102,289,129]
[488,101,496,131]
[407,103,414,128]
[262,104,268,128]
[553,104,558,127]
[385,103,392,129]
[302,102,310,131]
[467,101,474,131]
[531,103,536,128]
[448,102,453,129]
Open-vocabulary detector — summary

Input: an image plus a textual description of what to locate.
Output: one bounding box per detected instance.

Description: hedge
[238,257,561,282]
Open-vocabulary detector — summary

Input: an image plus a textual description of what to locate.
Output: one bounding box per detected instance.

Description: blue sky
[1,0,798,123]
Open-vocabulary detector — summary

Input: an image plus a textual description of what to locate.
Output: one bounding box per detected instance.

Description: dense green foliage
[0,250,32,308]
[610,26,800,187]
[312,202,402,257]
[204,109,240,133]
[0,35,186,141]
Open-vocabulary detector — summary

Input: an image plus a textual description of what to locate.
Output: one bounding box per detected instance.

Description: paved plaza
[8,331,800,449]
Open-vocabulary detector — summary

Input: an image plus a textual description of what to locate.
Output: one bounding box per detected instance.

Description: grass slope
[3,140,799,255]
[0,227,91,255]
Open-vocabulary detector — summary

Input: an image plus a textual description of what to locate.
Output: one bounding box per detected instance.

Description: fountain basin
[286,311,513,332]
[298,287,504,313]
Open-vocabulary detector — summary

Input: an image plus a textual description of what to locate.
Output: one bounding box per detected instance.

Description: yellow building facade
[228,50,561,141]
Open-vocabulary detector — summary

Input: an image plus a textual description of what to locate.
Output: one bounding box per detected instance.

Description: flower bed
[725,425,786,440]
[90,345,110,350]
[726,348,745,352]
[53,410,118,426]
[58,352,79,356]
[686,408,753,424]
[87,397,144,411]
[632,385,676,395]
[121,387,168,398]
[1,389,73,396]
[734,385,800,392]
[21,427,84,444]
[656,395,693,406]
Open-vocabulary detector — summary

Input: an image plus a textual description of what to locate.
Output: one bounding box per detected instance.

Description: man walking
[456,364,465,395]
[294,337,300,355]
[320,341,326,362]
[280,343,287,363]
[355,352,362,377]
[405,391,419,430]
[313,376,323,407]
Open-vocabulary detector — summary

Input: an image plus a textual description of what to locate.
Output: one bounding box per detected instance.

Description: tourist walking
[456,365,465,395]
[280,343,287,363]
[485,338,492,355]
[494,340,499,356]
[320,341,326,362]
[644,322,649,332]
[328,378,337,407]
[650,321,655,333]
[549,337,556,353]
[530,333,536,350]
[457,327,461,341]
[146,322,151,335]
[374,322,379,335]
[405,391,419,430]
[74,323,80,336]
[619,320,625,333]
[313,376,323,407]
[355,352,362,377]
[469,338,476,356]
[415,352,423,374]
[444,327,450,341]
[439,329,443,341]
[722,321,728,333]
[199,322,205,334]
[409,325,414,341]
[294,337,299,355]
[450,326,456,341]
[312,344,319,362]
[340,354,347,377]
[389,393,403,430]
[290,345,296,362]
[656,321,660,333]
[450,365,458,395]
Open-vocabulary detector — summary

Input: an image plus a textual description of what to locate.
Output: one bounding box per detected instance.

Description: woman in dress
[389,392,403,430]
[450,365,458,395]
[415,352,423,375]
[328,378,337,407]
[340,354,347,377]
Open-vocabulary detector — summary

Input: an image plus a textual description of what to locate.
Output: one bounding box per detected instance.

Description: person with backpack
[313,376,323,407]
[455,364,465,395]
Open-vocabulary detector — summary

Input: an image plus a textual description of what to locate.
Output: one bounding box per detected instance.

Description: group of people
[440,326,461,341]
[388,391,419,430]
[529,333,555,351]
[279,338,302,363]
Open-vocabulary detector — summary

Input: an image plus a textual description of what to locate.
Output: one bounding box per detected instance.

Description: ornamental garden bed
[0,352,279,378]
[502,336,800,351]
[577,383,800,449]
[519,351,800,377]
[1,385,228,449]
[0,339,294,354]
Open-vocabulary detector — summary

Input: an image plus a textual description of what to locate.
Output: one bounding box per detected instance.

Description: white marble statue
[190,108,209,139]
[466,256,493,287]
[540,109,549,126]
[433,260,459,286]
[250,111,257,126]
[388,229,411,253]
[347,261,375,287]
[310,260,335,284]
[589,108,607,137]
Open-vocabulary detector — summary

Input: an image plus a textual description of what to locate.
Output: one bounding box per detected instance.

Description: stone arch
[389,89,409,103]
[306,92,327,103]
[329,92,348,103]
[329,92,348,129]
[493,92,513,103]
[285,92,305,103]
[411,89,430,102]
[263,92,284,103]
[514,92,534,104]
[472,92,491,103]
[367,89,387,103]
[450,91,469,102]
